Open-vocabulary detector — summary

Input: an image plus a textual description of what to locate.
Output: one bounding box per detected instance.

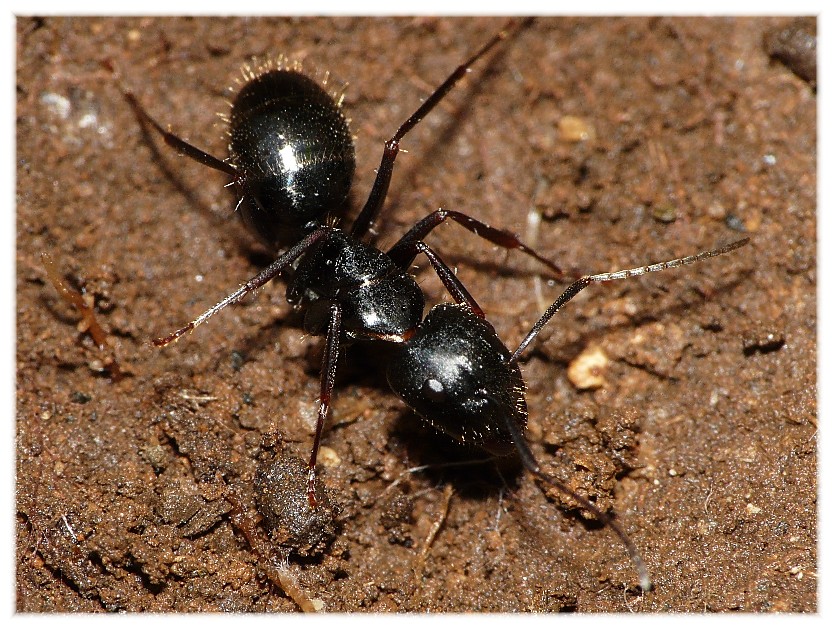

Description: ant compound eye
[421,378,446,403]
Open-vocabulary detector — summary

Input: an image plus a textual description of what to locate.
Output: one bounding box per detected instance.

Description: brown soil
[16,16,816,612]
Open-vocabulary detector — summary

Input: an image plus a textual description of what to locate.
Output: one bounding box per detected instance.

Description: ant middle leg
[153,227,331,347]
[387,208,564,279]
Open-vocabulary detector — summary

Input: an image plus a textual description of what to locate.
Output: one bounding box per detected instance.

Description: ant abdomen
[229,70,355,246]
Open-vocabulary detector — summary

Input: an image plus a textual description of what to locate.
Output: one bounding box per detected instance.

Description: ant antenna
[510,238,750,364]
[503,237,750,591]
[497,401,653,591]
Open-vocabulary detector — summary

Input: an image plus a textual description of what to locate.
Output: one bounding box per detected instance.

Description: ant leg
[154,228,331,347]
[509,238,749,363]
[306,303,342,508]
[495,398,652,592]
[387,208,564,279]
[110,65,238,176]
[396,240,486,317]
[350,22,517,239]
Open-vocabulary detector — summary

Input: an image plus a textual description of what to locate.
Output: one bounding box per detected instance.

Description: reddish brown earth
[16,17,816,612]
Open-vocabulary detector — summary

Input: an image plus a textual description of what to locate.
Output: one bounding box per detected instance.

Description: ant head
[387,303,528,457]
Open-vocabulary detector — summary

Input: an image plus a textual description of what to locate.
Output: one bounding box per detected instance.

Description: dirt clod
[255,456,338,558]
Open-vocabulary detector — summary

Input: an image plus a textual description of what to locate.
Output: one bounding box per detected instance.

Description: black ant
[120,21,748,593]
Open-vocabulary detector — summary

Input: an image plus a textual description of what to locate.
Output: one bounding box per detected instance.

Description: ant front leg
[389,239,485,318]
[306,303,342,508]
[387,208,564,279]
[496,238,750,593]
[151,226,340,509]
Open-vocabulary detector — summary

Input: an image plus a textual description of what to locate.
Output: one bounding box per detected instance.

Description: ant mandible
[121,20,748,593]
